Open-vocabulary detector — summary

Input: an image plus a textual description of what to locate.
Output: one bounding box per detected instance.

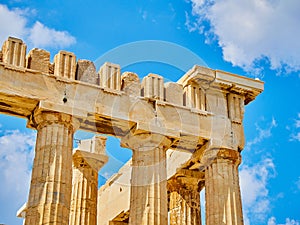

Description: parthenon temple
[0,37,264,225]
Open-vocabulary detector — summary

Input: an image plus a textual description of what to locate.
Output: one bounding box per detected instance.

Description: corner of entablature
[178,65,216,87]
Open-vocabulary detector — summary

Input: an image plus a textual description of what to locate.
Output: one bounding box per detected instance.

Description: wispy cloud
[290,133,300,142]
[0,128,36,223]
[245,117,277,150]
[140,10,148,20]
[290,113,300,142]
[185,11,198,33]
[240,158,276,225]
[187,0,300,75]
[0,4,76,48]
[268,217,300,225]
[296,177,300,191]
[239,117,277,224]
[296,113,300,128]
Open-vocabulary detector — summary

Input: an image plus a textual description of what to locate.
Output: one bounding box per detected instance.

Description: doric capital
[168,177,202,193]
[73,150,108,171]
[120,132,173,151]
[201,148,241,167]
[168,169,205,193]
[27,109,80,131]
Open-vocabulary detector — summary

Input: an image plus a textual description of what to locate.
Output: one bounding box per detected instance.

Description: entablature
[0,37,264,152]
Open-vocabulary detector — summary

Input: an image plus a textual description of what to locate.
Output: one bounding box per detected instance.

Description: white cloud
[0,129,35,224]
[290,132,300,142]
[0,4,76,48]
[0,4,28,44]
[268,217,277,225]
[296,177,300,191]
[239,117,277,224]
[245,117,277,150]
[188,0,300,75]
[295,113,300,128]
[29,21,76,48]
[240,158,276,224]
[185,11,198,33]
[290,113,300,142]
[268,217,300,225]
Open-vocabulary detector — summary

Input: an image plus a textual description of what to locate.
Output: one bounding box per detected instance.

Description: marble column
[25,111,80,225]
[168,178,202,225]
[121,133,172,225]
[69,136,108,225]
[203,148,243,225]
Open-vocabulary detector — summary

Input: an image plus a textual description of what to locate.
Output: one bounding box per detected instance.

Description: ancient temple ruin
[0,37,264,225]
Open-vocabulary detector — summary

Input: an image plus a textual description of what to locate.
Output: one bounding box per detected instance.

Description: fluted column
[121,133,172,225]
[25,111,80,225]
[69,137,108,225]
[203,148,243,225]
[168,178,202,225]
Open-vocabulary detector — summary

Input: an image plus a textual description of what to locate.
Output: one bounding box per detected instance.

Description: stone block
[26,48,50,74]
[227,93,244,123]
[92,136,107,155]
[184,84,206,110]
[121,72,140,96]
[164,82,183,105]
[98,62,121,90]
[141,73,164,100]
[54,50,76,79]
[205,90,227,115]
[232,122,245,150]
[76,59,98,85]
[1,36,27,67]
[78,136,107,155]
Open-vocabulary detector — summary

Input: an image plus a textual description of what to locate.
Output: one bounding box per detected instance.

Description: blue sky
[0,0,300,225]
